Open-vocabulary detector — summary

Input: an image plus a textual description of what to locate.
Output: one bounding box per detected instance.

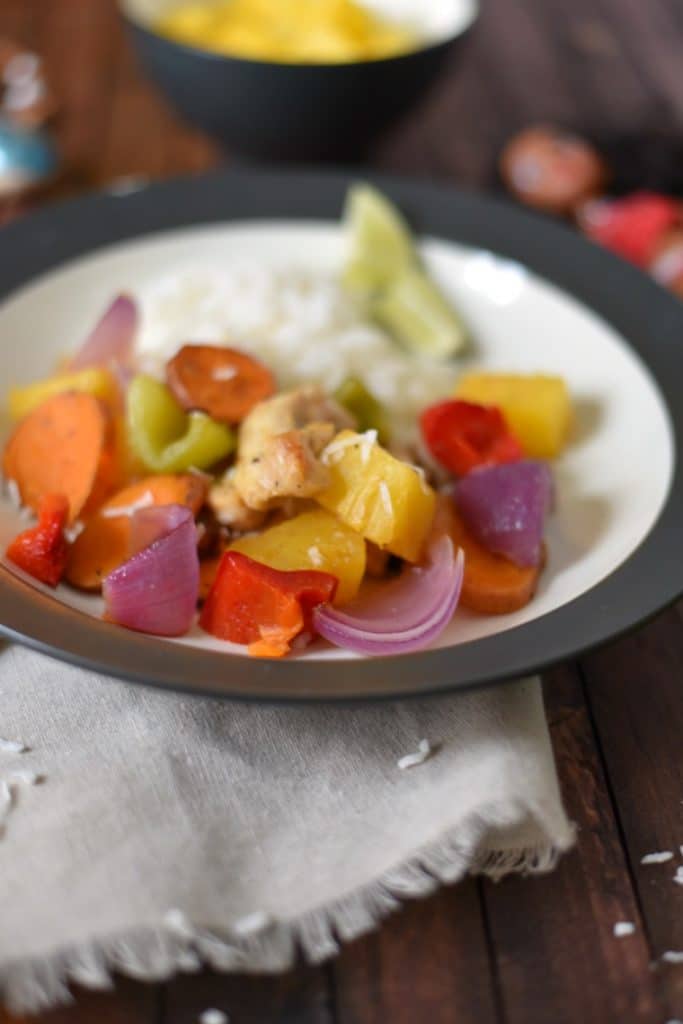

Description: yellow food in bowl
[156,0,420,63]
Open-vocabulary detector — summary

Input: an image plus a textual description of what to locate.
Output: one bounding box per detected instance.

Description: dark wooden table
[1,1,682,1021]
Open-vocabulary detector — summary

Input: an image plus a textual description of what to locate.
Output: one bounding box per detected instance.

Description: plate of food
[0,169,680,700]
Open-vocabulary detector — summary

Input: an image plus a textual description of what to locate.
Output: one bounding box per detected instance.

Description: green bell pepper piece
[334,377,389,444]
[127,374,234,473]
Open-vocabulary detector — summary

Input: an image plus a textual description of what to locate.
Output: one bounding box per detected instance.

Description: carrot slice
[432,494,541,615]
[166,345,276,424]
[65,474,207,590]
[3,392,111,524]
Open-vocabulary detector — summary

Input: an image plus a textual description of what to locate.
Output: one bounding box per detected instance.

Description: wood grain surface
[0,1,682,1021]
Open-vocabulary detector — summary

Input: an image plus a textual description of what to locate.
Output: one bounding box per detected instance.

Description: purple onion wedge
[455,460,553,567]
[103,504,199,637]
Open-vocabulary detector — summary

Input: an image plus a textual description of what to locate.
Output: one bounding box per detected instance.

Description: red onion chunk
[129,503,194,556]
[313,536,464,656]
[70,294,137,371]
[103,504,199,637]
[455,460,553,567]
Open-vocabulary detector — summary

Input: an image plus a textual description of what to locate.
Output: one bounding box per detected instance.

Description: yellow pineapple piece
[230,508,365,605]
[315,431,436,563]
[455,373,571,459]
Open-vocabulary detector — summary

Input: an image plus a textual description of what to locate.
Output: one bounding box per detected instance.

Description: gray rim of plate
[0,168,681,702]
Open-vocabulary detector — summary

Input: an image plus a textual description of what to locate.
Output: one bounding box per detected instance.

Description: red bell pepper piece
[5,493,69,587]
[579,192,681,268]
[421,400,523,477]
[199,550,338,658]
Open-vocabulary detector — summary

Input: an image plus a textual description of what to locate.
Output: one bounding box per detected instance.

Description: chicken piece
[209,475,268,533]
[233,386,355,511]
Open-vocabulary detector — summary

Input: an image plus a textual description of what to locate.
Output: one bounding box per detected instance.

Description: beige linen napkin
[0,642,573,1015]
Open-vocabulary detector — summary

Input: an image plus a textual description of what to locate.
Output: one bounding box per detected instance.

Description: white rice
[135,265,457,444]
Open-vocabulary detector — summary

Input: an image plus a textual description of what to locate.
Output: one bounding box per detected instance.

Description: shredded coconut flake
[102,490,154,519]
[212,365,238,382]
[307,545,323,567]
[0,738,27,754]
[379,481,393,517]
[233,910,272,937]
[673,866,683,886]
[613,921,635,938]
[397,739,432,771]
[199,1010,229,1024]
[64,520,84,543]
[322,430,377,466]
[641,851,674,865]
[360,429,378,465]
[662,951,683,964]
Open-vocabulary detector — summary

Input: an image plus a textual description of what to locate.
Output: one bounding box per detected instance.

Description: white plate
[0,221,674,658]
[0,170,679,699]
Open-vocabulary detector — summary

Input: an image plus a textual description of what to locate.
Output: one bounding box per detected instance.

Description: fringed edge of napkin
[0,800,575,1015]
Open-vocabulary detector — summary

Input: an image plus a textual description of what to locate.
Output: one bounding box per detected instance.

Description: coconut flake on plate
[322,430,376,466]
[102,490,155,519]
[359,429,378,465]
[211,365,238,382]
[613,922,635,938]
[397,739,433,771]
[64,520,84,543]
[307,545,323,568]
[379,481,393,517]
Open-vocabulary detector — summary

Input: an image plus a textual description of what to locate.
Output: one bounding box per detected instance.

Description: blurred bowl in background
[120,0,478,161]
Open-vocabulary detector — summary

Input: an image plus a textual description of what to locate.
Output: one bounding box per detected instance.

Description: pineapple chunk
[315,431,436,563]
[230,508,365,605]
[455,373,571,458]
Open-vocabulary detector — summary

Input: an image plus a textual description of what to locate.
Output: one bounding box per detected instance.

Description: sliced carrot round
[430,494,541,616]
[2,391,110,524]
[450,506,541,615]
[166,344,275,424]
[66,474,207,590]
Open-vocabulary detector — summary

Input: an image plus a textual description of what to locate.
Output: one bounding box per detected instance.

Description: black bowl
[120,0,478,160]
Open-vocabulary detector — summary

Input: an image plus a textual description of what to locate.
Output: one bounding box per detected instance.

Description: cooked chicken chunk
[232,386,355,511]
[209,476,268,533]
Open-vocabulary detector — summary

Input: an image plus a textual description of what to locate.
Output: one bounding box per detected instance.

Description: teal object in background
[0,117,57,197]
